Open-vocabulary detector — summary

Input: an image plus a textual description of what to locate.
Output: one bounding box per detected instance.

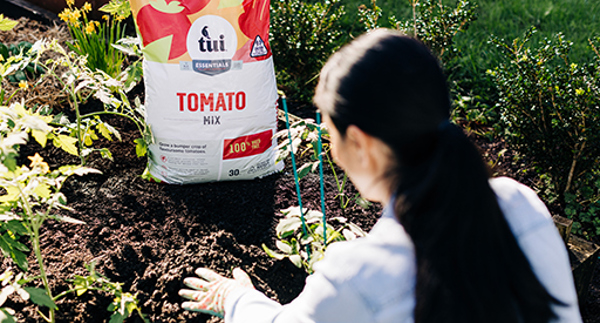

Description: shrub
[357,0,477,66]
[357,0,491,129]
[489,29,600,237]
[270,0,345,104]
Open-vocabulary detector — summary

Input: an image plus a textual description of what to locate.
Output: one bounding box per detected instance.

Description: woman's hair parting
[314,29,560,323]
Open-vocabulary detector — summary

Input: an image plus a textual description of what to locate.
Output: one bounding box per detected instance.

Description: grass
[335,0,600,95]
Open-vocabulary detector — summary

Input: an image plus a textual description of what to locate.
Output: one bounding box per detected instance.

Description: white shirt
[224,177,582,322]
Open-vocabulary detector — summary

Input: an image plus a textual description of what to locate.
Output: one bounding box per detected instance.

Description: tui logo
[198,26,226,53]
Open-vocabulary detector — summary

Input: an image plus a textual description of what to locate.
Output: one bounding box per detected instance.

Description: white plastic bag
[130,0,282,183]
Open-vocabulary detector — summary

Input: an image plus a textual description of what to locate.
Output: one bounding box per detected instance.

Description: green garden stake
[279,92,310,259]
[316,111,327,245]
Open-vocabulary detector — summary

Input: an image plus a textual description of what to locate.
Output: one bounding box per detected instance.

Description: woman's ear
[346,125,394,176]
[345,125,375,168]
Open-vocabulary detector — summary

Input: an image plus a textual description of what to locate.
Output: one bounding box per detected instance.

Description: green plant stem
[324,151,348,208]
[52,286,110,301]
[32,222,54,322]
[18,185,54,322]
[69,83,85,166]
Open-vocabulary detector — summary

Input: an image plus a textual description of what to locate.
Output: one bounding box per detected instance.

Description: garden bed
[1,14,599,323]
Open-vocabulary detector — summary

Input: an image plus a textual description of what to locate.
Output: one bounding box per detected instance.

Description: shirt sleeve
[490,177,583,323]
[224,271,372,323]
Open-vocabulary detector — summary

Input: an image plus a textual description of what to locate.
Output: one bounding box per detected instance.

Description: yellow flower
[58,9,70,23]
[85,21,95,34]
[66,0,75,6]
[18,80,28,89]
[28,153,50,174]
[102,15,109,21]
[116,15,125,21]
[68,8,81,24]
[83,2,92,12]
[575,88,585,96]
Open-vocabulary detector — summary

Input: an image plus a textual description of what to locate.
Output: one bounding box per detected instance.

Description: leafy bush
[270,0,345,104]
[489,29,600,237]
[357,0,491,129]
[357,0,477,66]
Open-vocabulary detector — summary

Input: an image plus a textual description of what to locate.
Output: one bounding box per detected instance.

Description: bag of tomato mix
[130,0,282,184]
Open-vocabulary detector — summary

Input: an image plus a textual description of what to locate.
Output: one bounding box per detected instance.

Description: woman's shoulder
[490,177,582,321]
[489,176,554,237]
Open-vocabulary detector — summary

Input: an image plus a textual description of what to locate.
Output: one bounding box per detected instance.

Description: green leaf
[0,187,20,204]
[73,275,89,296]
[5,237,28,253]
[99,0,131,18]
[134,138,147,157]
[109,311,126,323]
[261,244,285,260]
[23,287,57,310]
[54,135,78,156]
[275,240,292,254]
[32,183,51,199]
[0,235,27,271]
[0,43,8,59]
[99,148,114,161]
[10,250,27,272]
[288,254,303,268]
[275,217,302,238]
[5,221,28,236]
[0,15,18,31]
[53,215,85,225]
[0,308,16,323]
[30,130,48,148]
[297,163,312,180]
[96,123,113,141]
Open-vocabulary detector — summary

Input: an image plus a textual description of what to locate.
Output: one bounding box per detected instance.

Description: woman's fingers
[195,268,224,282]
[179,288,204,301]
[183,277,210,291]
[232,268,254,288]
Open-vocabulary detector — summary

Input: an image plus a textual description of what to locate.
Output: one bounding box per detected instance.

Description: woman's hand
[179,267,254,318]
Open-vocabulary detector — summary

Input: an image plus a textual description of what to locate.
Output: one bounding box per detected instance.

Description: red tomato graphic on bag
[172,0,211,15]
[136,5,192,60]
[239,0,269,43]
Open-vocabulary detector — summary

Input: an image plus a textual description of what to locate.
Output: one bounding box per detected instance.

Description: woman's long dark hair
[314,29,559,322]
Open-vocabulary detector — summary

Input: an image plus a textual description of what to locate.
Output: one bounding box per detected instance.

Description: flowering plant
[59,0,126,77]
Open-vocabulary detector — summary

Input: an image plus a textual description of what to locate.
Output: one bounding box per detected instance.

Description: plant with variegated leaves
[33,38,149,165]
[275,117,370,210]
[0,101,100,322]
[262,206,367,274]
[51,262,148,323]
[0,154,99,323]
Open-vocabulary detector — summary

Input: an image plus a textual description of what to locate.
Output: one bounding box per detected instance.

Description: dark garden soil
[1,14,599,323]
